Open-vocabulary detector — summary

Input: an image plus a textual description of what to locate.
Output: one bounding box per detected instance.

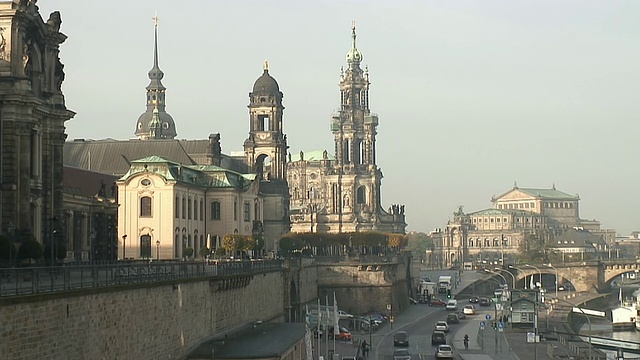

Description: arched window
[244,201,251,222]
[188,197,192,219]
[182,196,186,219]
[356,186,366,205]
[254,201,260,221]
[174,234,180,258]
[193,197,198,221]
[199,200,204,221]
[140,235,152,258]
[484,238,490,247]
[211,201,221,220]
[140,196,152,217]
[468,239,474,247]
[493,238,499,247]
[234,198,238,221]
[175,196,179,218]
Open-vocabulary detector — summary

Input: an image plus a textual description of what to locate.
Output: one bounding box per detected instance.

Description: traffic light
[446,289,451,299]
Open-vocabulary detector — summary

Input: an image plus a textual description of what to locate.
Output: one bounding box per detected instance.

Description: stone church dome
[252,61,280,94]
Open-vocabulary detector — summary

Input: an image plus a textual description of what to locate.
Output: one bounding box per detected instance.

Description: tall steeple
[135,13,177,140]
[332,22,377,167]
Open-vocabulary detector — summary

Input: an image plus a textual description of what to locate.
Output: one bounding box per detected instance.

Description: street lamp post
[524,264,542,289]
[122,235,127,260]
[544,263,558,299]
[496,268,516,289]
[50,216,58,267]
[156,240,160,260]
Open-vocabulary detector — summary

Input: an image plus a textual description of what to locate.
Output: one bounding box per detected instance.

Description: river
[574,286,640,359]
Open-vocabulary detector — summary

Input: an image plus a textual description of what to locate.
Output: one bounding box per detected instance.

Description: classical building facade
[432,184,614,268]
[0,2,74,251]
[116,156,262,260]
[287,25,406,235]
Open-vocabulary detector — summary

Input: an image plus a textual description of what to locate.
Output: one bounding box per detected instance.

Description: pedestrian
[361,340,369,357]
[463,334,469,349]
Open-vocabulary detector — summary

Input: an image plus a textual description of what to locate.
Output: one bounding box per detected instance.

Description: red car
[430,298,447,307]
[329,326,352,341]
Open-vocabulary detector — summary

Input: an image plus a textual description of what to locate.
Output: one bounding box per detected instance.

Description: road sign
[498,322,504,332]
[480,320,486,330]
[387,304,392,311]
[485,314,492,320]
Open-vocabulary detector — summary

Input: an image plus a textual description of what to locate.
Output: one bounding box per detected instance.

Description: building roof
[64,138,249,176]
[493,185,579,202]
[119,156,255,189]
[187,322,305,359]
[552,229,605,249]
[252,68,280,94]
[63,166,119,198]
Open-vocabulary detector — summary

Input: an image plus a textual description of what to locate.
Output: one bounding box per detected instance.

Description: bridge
[510,259,640,292]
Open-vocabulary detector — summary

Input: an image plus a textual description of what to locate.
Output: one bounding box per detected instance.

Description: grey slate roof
[64,138,249,176]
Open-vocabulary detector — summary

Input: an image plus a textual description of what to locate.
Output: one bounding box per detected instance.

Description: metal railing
[0,259,284,298]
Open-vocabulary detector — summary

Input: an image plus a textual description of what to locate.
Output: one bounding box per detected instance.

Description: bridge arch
[603,262,640,285]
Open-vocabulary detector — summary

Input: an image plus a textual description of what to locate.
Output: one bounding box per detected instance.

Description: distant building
[433,184,615,268]
[287,25,406,235]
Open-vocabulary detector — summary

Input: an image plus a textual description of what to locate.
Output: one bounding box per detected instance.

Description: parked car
[430,298,447,307]
[338,310,354,319]
[469,296,480,303]
[329,326,352,341]
[463,305,476,315]
[393,331,409,347]
[479,297,492,307]
[393,348,411,360]
[435,344,454,359]
[435,320,449,332]
[446,313,460,324]
[431,330,447,345]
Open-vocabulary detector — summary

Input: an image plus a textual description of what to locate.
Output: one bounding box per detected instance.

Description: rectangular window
[210,201,221,220]
[140,196,152,217]
[200,200,204,221]
[175,197,179,218]
[244,201,251,222]
[193,198,198,221]
[188,197,192,219]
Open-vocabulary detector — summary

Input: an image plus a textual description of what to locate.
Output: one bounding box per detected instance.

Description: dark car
[393,331,409,347]
[430,298,447,307]
[469,296,479,303]
[479,297,492,307]
[431,330,447,346]
[446,313,460,324]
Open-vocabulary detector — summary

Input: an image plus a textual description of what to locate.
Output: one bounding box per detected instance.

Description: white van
[446,299,458,311]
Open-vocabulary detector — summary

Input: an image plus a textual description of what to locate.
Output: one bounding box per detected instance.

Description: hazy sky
[40,1,640,235]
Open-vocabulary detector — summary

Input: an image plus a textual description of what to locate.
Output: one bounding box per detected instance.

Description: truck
[438,275,453,294]
[419,281,437,303]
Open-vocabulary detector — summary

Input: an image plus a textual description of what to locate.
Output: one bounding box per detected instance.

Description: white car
[434,320,449,332]
[445,299,458,311]
[435,344,454,359]
[392,348,411,360]
[463,305,475,315]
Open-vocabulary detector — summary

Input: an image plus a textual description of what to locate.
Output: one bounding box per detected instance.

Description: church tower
[330,24,382,220]
[244,61,290,251]
[135,15,177,140]
[244,61,288,181]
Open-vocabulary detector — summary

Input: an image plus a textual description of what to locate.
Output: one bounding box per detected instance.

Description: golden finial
[264,59,269,71]
[352,19,356,30]
[152,11,159,27]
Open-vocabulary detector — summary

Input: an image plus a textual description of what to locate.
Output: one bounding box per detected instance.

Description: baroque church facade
[287,25,407,235]
[0,1,75,254]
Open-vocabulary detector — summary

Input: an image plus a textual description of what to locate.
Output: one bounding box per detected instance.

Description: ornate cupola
[135,14,177,140]
[244,61,288,181]
[332,23,377,168]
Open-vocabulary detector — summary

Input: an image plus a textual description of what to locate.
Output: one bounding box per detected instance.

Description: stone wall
[0,271,286,360]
